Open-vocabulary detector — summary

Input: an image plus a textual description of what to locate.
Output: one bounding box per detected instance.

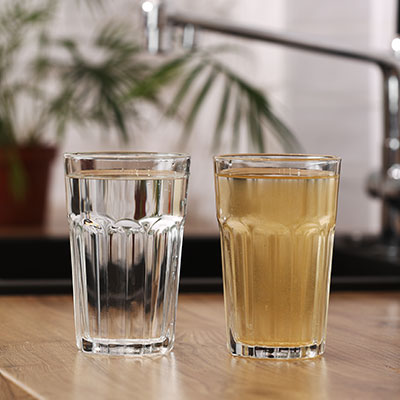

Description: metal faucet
[142,1,400,246]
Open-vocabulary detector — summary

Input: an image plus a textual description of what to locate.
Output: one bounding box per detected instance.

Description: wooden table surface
[0,292,399,400]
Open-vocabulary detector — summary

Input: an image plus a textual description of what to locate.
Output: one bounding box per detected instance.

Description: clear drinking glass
[64,152,190,356]
[214,154,341,359]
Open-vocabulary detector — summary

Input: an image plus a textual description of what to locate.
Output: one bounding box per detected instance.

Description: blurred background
[43,0,395,238]
[0,0,400,292]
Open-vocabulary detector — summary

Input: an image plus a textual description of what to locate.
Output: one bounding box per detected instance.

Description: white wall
[47,0,397,237]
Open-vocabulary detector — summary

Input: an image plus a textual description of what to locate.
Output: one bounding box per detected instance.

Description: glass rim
[214,153,341,162]
[64,151,190,162]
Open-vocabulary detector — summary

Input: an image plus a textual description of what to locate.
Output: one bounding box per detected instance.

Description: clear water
[65,169,188,355]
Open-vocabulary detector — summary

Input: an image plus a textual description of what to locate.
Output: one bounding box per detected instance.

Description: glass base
[229,337,325,360]
[80,337,173,356]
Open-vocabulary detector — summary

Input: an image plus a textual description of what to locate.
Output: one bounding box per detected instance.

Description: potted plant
[0,1,57,226]
[0,0,300,227]
[0,0,162,226]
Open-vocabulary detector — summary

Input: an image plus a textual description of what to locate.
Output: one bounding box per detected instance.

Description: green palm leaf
[166,61,207,117]
[232,87,243,151]
[154,47,300,153]
[209,58,299,152]
[247,97,264,152]
[125,55,190,103]
[182,67,219,144]
[213,76,232,149]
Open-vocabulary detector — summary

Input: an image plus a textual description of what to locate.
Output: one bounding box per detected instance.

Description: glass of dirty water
[64,152,190,356]
[214,154,341,359]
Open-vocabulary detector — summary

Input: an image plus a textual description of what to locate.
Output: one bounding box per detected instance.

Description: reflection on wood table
[0,292,399,399]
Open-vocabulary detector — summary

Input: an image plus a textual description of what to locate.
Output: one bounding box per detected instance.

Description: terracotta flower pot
[0,146,57,226]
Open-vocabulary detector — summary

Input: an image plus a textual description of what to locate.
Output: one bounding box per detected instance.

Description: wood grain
[0,292,399,399]
[0,373,35,400]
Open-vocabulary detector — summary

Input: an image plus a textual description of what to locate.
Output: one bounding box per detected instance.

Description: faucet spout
[142,0,163,54]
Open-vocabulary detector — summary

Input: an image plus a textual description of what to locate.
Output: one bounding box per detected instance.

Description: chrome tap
[141,0,163,54]
[142,1,400,246]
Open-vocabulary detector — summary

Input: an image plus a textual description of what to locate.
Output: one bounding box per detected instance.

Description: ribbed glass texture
[65,153,190,356]
[214,154,341,359]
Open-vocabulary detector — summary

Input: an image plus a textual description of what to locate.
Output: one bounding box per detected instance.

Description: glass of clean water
[214,154,341,359]
[64,152,190,356]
